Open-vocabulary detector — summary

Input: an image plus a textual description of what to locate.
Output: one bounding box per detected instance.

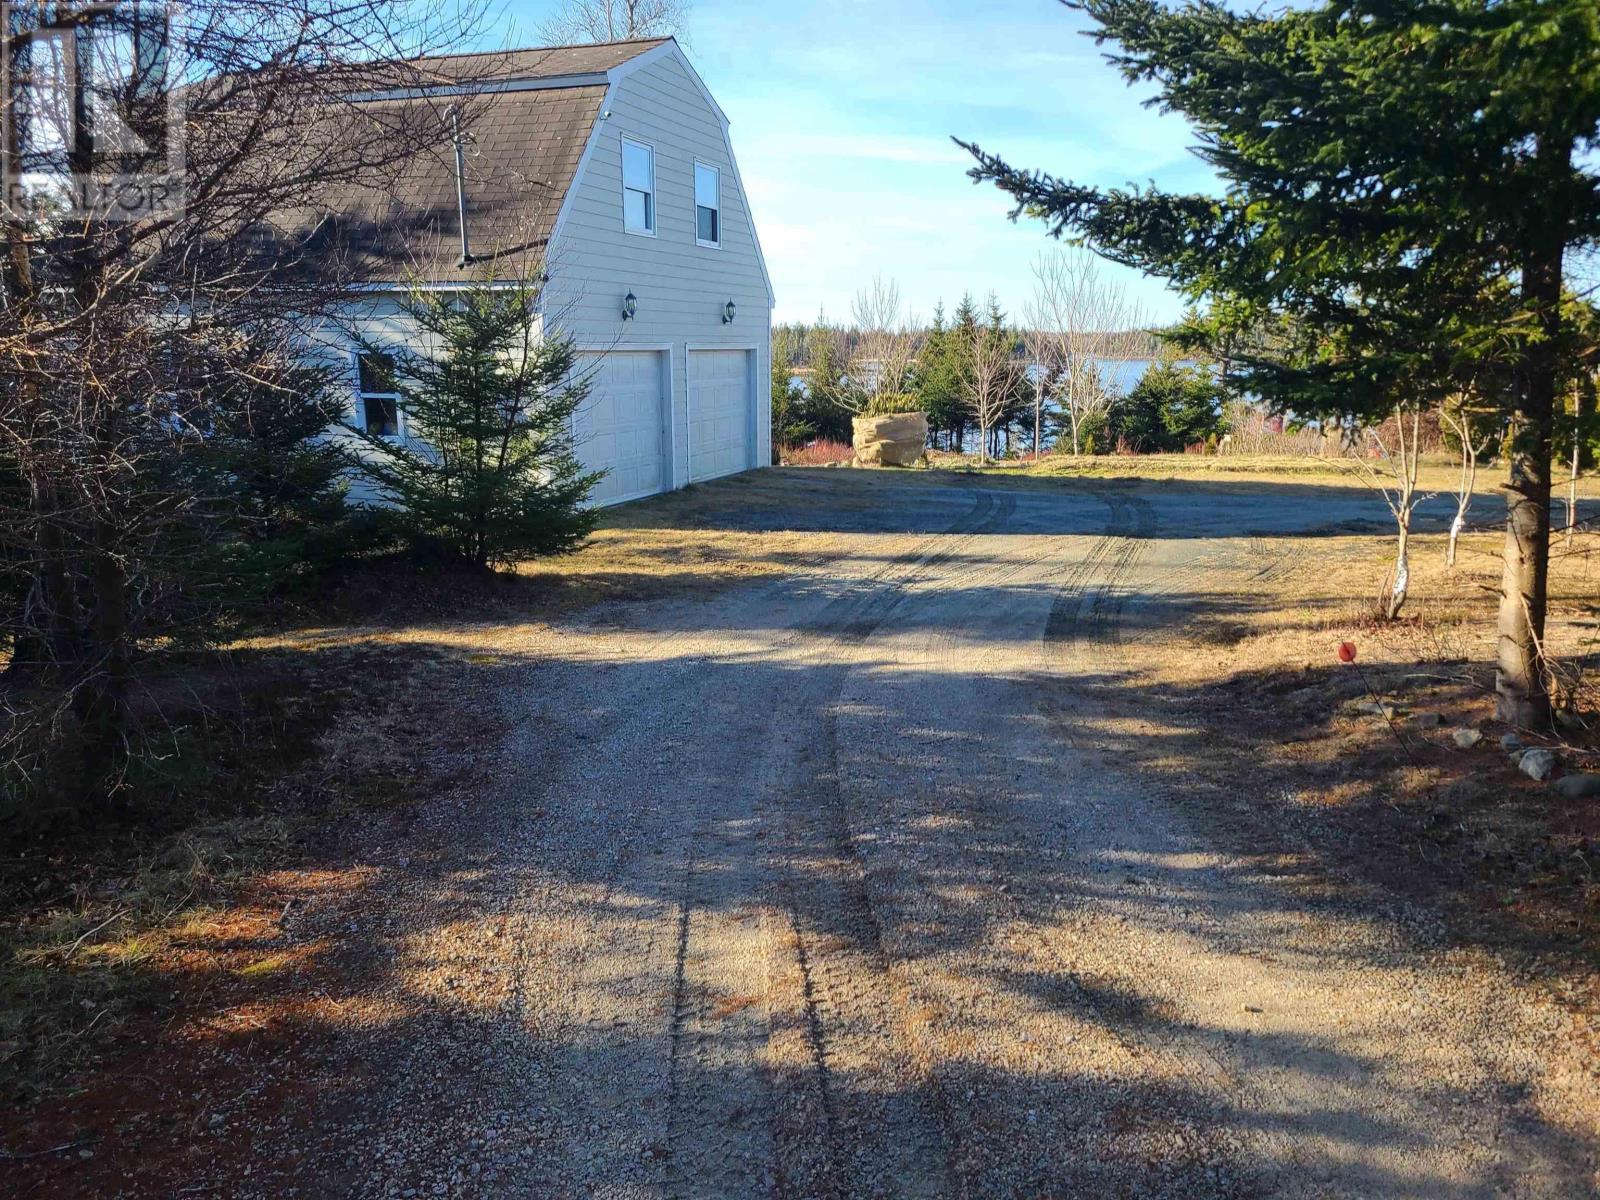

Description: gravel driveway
[238,471,1597,1199]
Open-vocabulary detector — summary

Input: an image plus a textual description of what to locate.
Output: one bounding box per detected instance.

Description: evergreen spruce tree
[350,281,601,570]
[1111,358,1227,453]
[797,318,852,443]
[770,325,812,457]
[200,344,354,590]
[916,297,978,450]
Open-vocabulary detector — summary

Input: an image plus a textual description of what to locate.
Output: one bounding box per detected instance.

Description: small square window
[624,187,654,234]
[357,350,395,395]
[364,394,399,437]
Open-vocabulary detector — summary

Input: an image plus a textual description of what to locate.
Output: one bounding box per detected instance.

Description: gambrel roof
[272,39,671,283]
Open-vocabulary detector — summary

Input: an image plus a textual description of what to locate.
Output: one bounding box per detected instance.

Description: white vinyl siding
[695,162,720,247]
[622,137,655,235]
[546,49,773,489]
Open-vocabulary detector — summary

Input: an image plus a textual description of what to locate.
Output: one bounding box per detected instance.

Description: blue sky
[493,1,1218,324]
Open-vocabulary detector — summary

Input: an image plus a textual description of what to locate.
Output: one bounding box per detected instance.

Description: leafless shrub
[0,1,489,808]
[1353,405,1435,619]
[844,275,917,414]
[780,439,852,466]
[1024,248,1148,455]
[1219,401,1327,456]
[1438,391,1496,568]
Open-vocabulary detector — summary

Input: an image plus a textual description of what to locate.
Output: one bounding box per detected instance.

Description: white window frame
[352,347,404,441]
[621,136,656,238]
[694,161,721,249]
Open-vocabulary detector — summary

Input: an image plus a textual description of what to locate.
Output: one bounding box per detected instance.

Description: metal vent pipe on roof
[449,106,474,267]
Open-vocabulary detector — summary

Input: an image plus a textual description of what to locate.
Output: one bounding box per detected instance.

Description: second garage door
[688,349,752,483]
[574,351,669,506]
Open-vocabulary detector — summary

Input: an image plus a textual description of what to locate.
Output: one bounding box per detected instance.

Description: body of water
[788,358,1201,453]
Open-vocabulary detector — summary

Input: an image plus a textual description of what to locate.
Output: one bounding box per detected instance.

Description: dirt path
[228,474,1597,1197]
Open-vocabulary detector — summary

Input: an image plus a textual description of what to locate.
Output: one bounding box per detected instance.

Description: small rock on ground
[1451,728,1483,749]
[1552,772,1600,799]
[1519,749,1559,781]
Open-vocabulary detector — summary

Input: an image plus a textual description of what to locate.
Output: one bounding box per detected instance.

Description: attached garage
[573,350,671,506]
[688,349,754,483]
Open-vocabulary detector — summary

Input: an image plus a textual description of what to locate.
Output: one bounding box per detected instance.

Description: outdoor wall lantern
[622,291,638,320]
[722,298,737,325]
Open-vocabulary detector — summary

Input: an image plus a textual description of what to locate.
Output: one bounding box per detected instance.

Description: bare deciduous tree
[965,294,1020,465]
[538,0,690,44]
[1024,248,1147,456]
[0,0,487,802]
[846,275,916,413]
[1358,405,1433,619]
[1564,377,1593,545]
[1439,391,1494,568]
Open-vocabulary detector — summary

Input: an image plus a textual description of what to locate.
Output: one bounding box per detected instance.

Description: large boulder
[852,412,928,467]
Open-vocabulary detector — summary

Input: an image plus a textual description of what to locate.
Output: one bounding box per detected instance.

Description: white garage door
[574,351,669,505]
[689,349,752,483]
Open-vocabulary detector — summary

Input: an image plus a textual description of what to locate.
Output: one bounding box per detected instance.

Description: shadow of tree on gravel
[9,462,1599,1198]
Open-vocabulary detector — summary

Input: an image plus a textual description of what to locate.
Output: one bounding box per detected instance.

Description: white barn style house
[294,38,774,505]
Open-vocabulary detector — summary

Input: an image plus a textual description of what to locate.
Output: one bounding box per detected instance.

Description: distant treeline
[772,320,1165,368]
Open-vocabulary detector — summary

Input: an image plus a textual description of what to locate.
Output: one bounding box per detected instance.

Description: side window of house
[622,137,655,235]
[357,350,400,438]
[695,163,720,247]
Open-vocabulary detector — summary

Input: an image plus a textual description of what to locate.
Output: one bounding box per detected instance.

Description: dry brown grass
[779,439,853,467]
[1073,520,1600,1020]
[939,449,1600,497]
[0,635,501,1109]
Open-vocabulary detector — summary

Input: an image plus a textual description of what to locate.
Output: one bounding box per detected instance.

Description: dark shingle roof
[393,38,667,85]
[271,40,667,283]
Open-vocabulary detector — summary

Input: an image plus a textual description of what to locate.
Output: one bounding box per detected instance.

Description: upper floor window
[357,349,401,438]
[695,162,721,247]
[622,138,655,235]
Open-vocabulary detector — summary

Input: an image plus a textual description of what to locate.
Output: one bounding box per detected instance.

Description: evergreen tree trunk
[1495,227,1563,727]
[80,519,131,770]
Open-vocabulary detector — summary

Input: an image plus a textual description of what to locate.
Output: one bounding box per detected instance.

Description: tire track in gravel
[752,489,1031,1199]
[648,486,1033,1198]
[493,482,1025,1197]
[820,482,1308,1194]
[1054,491,1154,657]
[773,484,1183,1196]
[564,485,996,683]
[812,482,1259,1194]
[1244,535,1310,583]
